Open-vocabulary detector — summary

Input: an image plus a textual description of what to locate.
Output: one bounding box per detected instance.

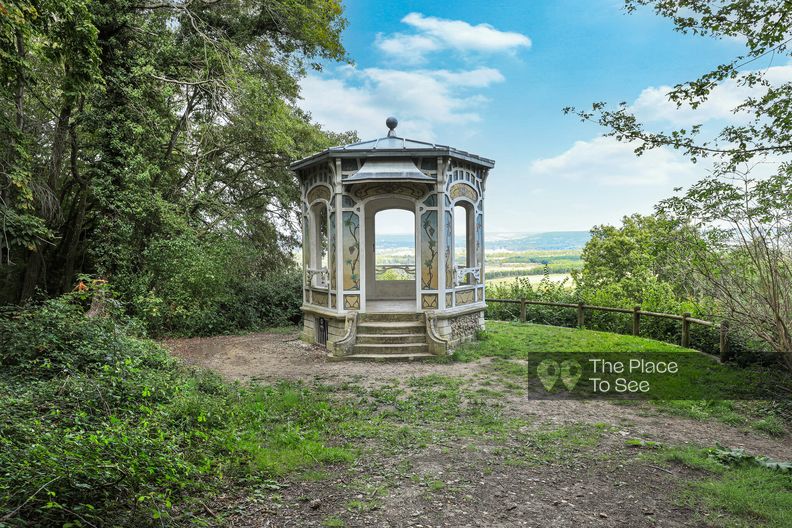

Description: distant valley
[376,231,590,252]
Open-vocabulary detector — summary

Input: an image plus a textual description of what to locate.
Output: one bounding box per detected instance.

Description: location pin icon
[537,359,560,391]
[560,360,582,391]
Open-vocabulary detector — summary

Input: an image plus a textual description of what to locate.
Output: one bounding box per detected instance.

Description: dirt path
[163,331,791,527]
[163,332,484,386]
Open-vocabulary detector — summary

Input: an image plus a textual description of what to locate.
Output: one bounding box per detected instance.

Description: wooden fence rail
[486,298,730,362]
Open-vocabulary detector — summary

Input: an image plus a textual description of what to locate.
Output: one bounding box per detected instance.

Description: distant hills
[486,231,590,251]
[376,231,590,252]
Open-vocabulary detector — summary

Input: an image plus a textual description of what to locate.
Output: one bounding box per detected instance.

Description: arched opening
[375,209,415,281]
[454,203,474,284]
[310,202,329,287]
[364,198,417,308]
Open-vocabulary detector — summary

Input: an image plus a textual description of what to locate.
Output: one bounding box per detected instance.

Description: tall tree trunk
[48,103,73,195]
[60,125,89,292]
[18,250,43,301]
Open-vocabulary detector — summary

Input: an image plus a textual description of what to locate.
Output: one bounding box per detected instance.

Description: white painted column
[437,156,448,310]
[333,159,344,313]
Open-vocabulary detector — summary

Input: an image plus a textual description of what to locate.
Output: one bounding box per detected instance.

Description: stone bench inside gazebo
[291,117,494,360]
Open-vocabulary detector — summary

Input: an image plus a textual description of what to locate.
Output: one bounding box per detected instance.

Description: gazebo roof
[344,158,434,184]
[290,118,495,172]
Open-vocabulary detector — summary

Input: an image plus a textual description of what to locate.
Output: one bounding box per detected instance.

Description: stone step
[341,353,436,361]
[356,321,426,335]
[356,333,427,345]
[358,312,423,323]
[351,343,429,355]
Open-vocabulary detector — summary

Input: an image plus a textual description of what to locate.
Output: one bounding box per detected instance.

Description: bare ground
[163,331,791,528]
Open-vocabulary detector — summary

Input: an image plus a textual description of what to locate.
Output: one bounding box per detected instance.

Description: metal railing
[454,265,481,286]
[306,267,330,289]
[375,264,416,280]
[487,298,730,361]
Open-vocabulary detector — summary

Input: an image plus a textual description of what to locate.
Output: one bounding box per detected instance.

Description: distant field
[371,245,584,283]
[487,273,573,285]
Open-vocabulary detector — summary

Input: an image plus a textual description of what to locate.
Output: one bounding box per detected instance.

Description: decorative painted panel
[446,292,453,307]
[342,212,360,290]
[456,289,475,305]
[476,213,483,272]
[352,182,430,200]
[344,294,360,310]
[449,183,478,202]
[312,291,329,306]
[329,212,336,289]
[302,217,310,280]
[422,294,438,309]
[307,185,331,203]
[420,210,438,290]
[444,210,453,286]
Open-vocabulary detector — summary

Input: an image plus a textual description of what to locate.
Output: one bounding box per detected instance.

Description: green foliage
[709,444,792,473]
[0,296,357,526]
[485,213,773,361]
[124,234,302,335]
[575,214,683,294]
[1,0,353,334]
[564,1,792,369]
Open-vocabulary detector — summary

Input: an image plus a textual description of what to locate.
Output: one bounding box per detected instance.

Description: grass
[643,446,792,527]
[455,321,788,430]
[454,321,694,360]
[5,297,787,527]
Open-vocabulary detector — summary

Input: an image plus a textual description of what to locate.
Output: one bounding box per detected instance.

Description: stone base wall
[434,308,485,348]
[301,309,348,346]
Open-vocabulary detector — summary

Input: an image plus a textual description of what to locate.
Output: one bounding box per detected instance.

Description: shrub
[121,234,303,336]
[0,295,355,526]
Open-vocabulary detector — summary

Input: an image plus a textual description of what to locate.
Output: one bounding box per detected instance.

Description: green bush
[121,234,302,336]
[0,295,355,527]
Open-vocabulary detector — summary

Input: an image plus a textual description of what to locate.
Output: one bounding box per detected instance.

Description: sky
[297,0,789,234]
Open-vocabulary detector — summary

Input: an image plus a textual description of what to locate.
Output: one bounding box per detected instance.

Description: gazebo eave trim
[290,147,495,172]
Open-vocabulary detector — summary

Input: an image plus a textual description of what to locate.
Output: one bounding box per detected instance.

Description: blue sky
[298,0,785,233]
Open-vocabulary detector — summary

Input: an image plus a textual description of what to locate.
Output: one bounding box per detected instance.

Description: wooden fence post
[632,305,641,336]
[577,303,584,328]
[719,320,730,362]
[681,312,691,348]
[520,300,526,323]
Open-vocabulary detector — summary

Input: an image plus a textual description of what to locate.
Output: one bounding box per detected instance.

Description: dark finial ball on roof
[386,116,398,131]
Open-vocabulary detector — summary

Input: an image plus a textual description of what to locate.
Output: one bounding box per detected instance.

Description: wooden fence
[486,298,730,362]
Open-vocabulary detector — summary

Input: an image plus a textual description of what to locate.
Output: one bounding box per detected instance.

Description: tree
[1,0,354,323]
[576,213,684,294]
[659,173,792,368]
[566,0,792,367]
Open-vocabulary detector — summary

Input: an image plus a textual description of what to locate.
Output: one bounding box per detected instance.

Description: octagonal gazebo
[291,118,494,359]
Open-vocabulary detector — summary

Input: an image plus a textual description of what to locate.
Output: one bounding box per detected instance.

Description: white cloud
[376,12,531,63]
[375,34,439,60]
[530,136,698,186]
[298,66,505,140]
[631,64,792,126]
